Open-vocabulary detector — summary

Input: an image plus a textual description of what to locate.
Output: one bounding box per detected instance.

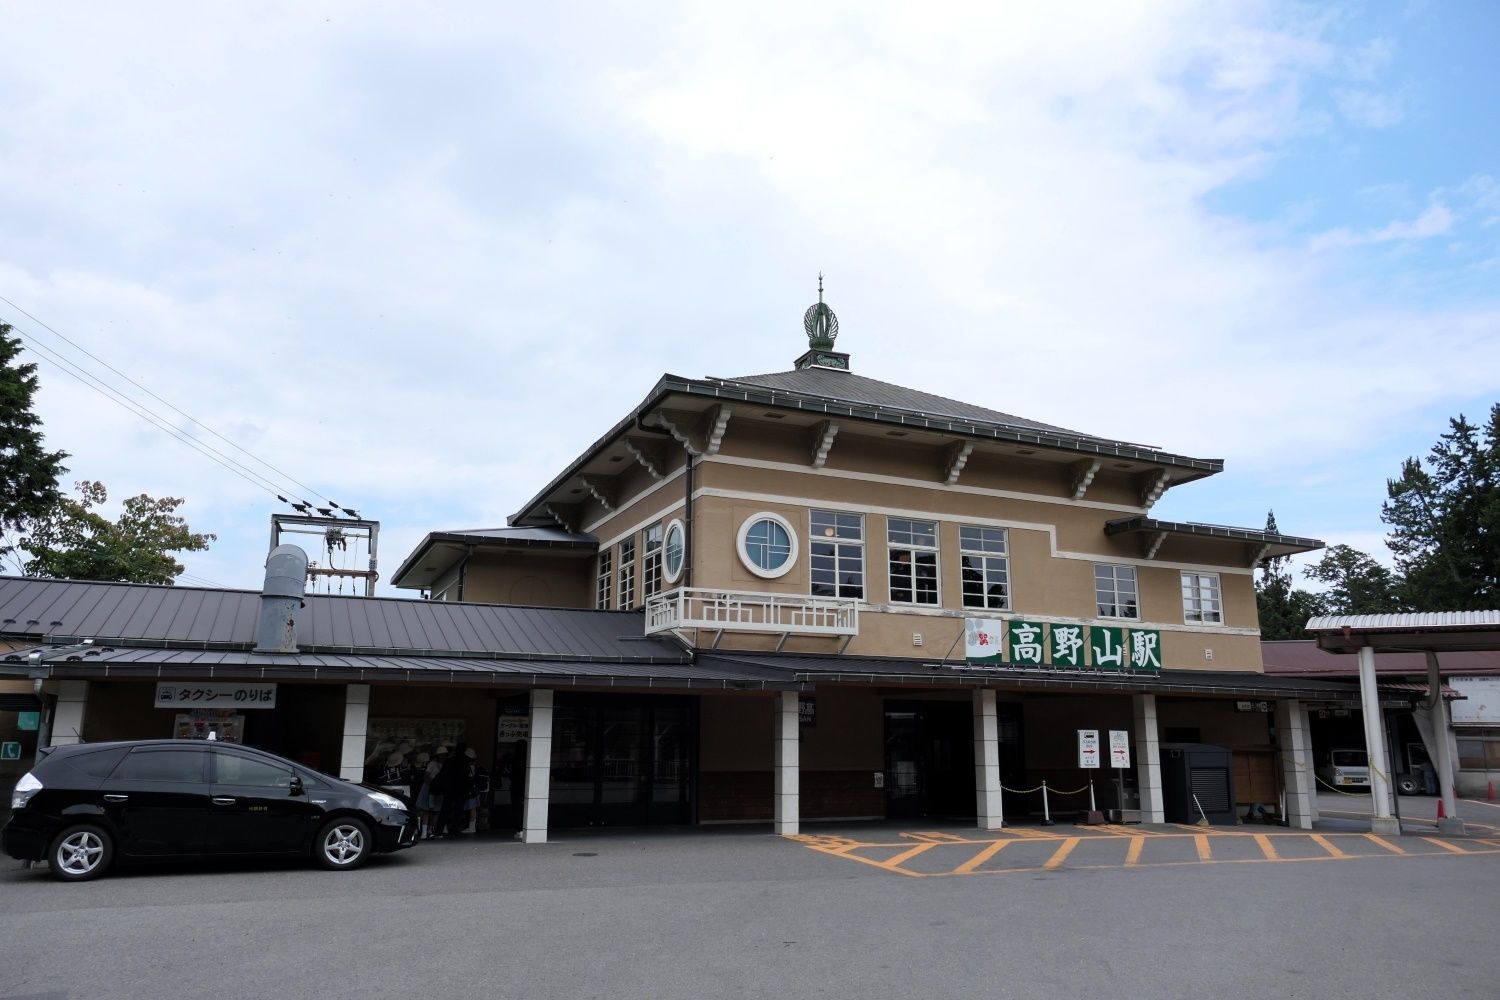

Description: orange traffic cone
[1437,798,1446,820]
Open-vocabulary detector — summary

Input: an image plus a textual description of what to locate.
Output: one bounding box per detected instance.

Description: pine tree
[1382,404,1500,610]
[0,323,68,567]
[1255,510,1325,640]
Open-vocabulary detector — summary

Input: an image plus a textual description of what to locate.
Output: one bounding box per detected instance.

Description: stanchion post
[1041,780,1054,826]
[1089,780,1096,813]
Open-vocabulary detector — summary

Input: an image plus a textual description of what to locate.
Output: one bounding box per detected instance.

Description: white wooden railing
[644,587,859,637]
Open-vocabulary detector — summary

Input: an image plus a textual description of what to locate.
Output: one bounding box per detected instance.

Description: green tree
[1303,543,1404,616]
[0,323,68,567]
[1255,510,1325,639]
[22,480,215,584]
[1382,404,1500,610]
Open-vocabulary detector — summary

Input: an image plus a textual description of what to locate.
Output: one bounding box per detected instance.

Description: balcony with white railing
[645,587,859,639]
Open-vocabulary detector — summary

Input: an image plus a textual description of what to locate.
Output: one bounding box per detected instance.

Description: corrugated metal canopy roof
[0,576,686,662]
[1262,640,1500,676]
[1307,611,1500,654]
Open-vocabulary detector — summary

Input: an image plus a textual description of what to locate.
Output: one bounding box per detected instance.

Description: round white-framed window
[736,512,798,579]
[662,518,686,584]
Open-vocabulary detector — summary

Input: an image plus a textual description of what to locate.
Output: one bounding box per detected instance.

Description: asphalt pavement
[3,817,1499,1000]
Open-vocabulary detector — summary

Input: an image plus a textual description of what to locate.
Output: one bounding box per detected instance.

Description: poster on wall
[964,619,1004,664]
[174,709,245,743]
[1449,677,1500,725]
[364,718,467,785]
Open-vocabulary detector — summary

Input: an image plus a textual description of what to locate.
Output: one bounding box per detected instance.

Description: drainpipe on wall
[456,544,475,603]
[635,412,692,588]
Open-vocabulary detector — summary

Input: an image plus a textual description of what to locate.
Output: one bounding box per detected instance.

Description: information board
[1078,729,1100,769]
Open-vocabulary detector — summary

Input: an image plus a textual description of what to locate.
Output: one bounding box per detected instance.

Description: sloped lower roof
[0,576,686,662]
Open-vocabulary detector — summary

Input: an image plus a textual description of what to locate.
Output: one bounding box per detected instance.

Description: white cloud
[0,1,1494,593]
[1309,202,1455,250]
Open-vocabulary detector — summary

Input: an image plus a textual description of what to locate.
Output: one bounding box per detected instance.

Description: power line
[0,294,353,512]
[10,327,295,502]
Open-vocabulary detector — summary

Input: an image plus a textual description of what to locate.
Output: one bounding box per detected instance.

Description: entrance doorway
[883,700,975,820]
[549,694,696,828]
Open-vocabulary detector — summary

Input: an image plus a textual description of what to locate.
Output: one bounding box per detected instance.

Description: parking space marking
[1043,837,1080,869]
[1423,837,1468,855]
[952,839,1011,874]
[793,825,1500,878]
[1310,834,1347,859]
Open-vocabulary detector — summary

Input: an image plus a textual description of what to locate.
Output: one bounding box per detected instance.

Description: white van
[1318,748,1370,789]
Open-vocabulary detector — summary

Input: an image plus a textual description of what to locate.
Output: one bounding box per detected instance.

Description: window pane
[664,524,684,577]
[114,749,205,783]
[745,519,791,570]
[216,753,293,788]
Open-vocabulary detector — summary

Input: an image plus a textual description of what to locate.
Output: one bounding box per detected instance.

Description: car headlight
[366,791,407,812]
[11,772,42,811]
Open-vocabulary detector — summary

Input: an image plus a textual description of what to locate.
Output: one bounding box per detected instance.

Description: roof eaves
[1104,517,1324,550]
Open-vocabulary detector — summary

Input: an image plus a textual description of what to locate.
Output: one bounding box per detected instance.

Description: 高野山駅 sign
[963,617,1161,673]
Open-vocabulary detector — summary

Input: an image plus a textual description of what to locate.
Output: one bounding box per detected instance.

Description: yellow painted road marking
[883,842,938,870]
[1311,835,1347,859]
[1423,838,1468,855]
[1253,834,1278,860]
[1125,837,1145,867]
[1194,835,1212,861]
[1043,837,1080,870]
[1364,834,1405,855]
[953,839,1011,874]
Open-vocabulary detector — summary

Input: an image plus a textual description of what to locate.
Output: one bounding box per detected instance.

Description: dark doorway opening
[549,694,696,828]
[884,700,975,820]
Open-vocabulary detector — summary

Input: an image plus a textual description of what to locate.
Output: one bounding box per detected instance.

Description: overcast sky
[2,2,1497,595]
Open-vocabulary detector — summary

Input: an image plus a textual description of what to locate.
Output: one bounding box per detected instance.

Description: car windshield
[1332,750,1367,767]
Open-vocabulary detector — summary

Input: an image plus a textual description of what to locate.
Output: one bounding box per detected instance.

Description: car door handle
[212,797,236,805]
[103,794,128,803]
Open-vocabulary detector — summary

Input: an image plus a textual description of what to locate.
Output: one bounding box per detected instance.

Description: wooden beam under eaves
[624,438,667,480]
[704,404,732,456]
[944,441,974,485]
[543,502,582,533]
[651,409,701,456]
[810,420,839,468]
[580,475,616,512]
[1143,531,1168,560]
[1070,459,1101,500]
[1138,469,1171,511]
[1249,543,1271,568]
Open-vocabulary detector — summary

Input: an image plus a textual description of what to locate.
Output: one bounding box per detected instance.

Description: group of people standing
[377,742,486,838]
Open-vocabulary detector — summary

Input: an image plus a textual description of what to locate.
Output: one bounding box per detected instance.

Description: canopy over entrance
[1305,611,1500,835]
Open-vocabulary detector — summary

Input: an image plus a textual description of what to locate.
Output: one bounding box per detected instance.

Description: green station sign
[964,617,1162,673]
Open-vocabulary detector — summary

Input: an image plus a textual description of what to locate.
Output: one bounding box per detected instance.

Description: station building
[1,294,1355,839]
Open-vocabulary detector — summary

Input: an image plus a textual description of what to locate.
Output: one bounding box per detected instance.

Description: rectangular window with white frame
[1094,564,1139,619]
[811,510,864,599]
[888,517,939,605]
[960,525,1010,610]
[642,523,663,602]
[1181,571,1222,624]
[618,537,636,610]
[596,550,612,610]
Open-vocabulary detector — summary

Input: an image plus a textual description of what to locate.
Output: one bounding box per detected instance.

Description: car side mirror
[289,775,305,797]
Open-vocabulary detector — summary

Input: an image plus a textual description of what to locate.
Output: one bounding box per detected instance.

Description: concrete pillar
[1426,652,1464,835]
[1133,694,1164,824]
[522,689,554,844]
[1276,698,1315,830]
[973,688,1003,830]
[1302,707,1320,824]
[340,684,370,782]
[1357,646,1400,835]
[774,690,799,836]
[48,680,89,747]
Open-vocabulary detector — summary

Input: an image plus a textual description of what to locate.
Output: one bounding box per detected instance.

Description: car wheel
[1396,775,1421,796]
[49,824,114,882]
[315,817,372,871]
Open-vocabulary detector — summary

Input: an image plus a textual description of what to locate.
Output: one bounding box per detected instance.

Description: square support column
[523,689,554,844]
[1357,646,1400,835]
[774,690,799,836]
[1426,652,1464,835]
[340,684,370,782]
[1276,698,1315,830]
[973,689,1003,830]
[1302,707,1319,824]
[48,680,89,747]
[1133,694,1164,824]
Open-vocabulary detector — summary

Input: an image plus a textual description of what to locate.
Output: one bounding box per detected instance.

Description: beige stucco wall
[448,551,594,608]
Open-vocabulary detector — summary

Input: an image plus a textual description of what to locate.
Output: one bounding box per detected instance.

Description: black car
[3,739,418,881]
